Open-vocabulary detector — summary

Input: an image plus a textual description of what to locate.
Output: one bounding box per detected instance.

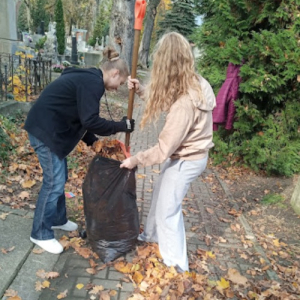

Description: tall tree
[55,0,65,55]
[89,0,112,46]
[31,0,50,33]
[109,0,135,69]
[138,0,161,68]
[22,0,34,32]
[62,0,96,33]
[193,0,300,176]
[17,1,29,32]
[157,0,196,39]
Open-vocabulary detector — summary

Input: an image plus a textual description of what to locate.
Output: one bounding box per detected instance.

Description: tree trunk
[138,0,161,69]
[109,0,135,70]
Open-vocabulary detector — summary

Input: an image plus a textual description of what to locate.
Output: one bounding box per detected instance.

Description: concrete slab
[2,245,61,300]
[0,213,33,297]
[0,210,62,300]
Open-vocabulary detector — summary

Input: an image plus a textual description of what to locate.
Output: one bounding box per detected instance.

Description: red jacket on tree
[213,62,242,131]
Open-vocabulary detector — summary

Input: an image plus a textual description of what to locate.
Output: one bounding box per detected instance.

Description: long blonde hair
[140,32,204,128]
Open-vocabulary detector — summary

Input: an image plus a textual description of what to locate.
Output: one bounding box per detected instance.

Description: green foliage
[17,1,29,32]
[0,112,24,164]
[0,124,12,163]
[157,0,196,40]
[194,0,300,176]
[261,193,284,206]
[31,0,50,33]
[55,0,65,55]
[89,0,112,47]
[35,36,47,50]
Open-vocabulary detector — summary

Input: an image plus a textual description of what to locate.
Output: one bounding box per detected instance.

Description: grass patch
[261,193,285,206]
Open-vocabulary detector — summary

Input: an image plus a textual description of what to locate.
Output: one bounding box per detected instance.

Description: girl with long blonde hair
[121,32,216,272]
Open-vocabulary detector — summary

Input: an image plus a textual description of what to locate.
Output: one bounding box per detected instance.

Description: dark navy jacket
[24,67,125,159]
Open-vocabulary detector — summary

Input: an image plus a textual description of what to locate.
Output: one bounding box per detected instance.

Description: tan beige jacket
[131,76,216,167]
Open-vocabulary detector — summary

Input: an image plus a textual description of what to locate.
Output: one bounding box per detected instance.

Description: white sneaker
[51,220,78,231]
[137,233,146,242]
[30,237,63,254]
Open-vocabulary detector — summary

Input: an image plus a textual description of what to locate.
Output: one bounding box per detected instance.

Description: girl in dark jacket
[24,48,135,254]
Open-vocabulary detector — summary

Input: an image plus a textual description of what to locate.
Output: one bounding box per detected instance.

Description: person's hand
[120,116,135,133]
[120,157,137,169]
[91,140,101,152]
[127,76,140,92]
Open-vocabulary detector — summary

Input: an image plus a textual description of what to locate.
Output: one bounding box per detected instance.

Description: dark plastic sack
[82,155,139,263]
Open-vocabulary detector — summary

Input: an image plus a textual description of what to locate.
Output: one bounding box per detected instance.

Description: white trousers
[139,156,208,272]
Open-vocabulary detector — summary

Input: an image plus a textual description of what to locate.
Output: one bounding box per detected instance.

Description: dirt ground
[215,165,300,251]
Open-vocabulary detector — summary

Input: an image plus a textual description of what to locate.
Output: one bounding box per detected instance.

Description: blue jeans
[28,133,68,240]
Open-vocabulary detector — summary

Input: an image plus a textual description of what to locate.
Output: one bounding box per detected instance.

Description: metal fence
[0,52,52,102]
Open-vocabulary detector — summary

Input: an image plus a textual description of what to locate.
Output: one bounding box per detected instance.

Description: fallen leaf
[0,212,10,220]
[89,285,104,294]
[217,277,230,290]
[100,291,110,300]
[75,247,92,258]
[206,207,214,214]
[32,248,45,254]
[227,268,248,285]
[139,281,149,292]
[240,253,248,259]
[137,174,146,179]
[128,294,144,300]
[109,290,117,296]
[47,272,60,279]
[36,269,47,279]
[228,209,241,217]
[42,280,51,288]
[132,271,143,284]
[21,180,36,188]
[218,237,227,243]
[89,259,98,268]
[114,261,133,274]
[86,268,97,275]
[4,290,18,297]
[35,281,44,291]
[57,289,68,299]
[151,169,160,174]
[97,264,107,271]
[7,296,21,300]
[18,191,30,200]
[76,283,84,290]
[1,246,15,254]
[219,217,231,223]
[273,239,280,247]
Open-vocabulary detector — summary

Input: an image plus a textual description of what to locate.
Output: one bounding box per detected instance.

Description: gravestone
[291,177,300,215]
[43,22,57,60]
[0,0,18,53]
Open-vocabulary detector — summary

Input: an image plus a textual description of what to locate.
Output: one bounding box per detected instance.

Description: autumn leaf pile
[92,138,127,161]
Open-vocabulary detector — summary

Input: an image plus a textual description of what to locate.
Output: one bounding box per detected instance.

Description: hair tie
[110,56,119,61]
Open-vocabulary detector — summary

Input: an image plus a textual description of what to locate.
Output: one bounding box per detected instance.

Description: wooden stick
[125,0,147,149]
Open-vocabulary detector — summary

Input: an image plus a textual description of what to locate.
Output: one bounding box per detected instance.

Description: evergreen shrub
[194,0,300,176]
[55,0,65,55]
